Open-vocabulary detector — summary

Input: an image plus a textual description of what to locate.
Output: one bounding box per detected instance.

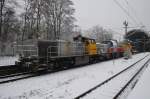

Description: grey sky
[72,0,150,33]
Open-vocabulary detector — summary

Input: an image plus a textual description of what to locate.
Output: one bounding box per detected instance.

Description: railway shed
[125,29,150,52]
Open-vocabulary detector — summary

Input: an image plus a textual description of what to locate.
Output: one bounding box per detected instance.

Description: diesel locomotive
[15,35,125,71]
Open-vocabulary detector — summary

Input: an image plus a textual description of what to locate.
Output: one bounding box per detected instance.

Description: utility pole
[143,37,146,52]
[123,21,128,35]
[0,0,4,38]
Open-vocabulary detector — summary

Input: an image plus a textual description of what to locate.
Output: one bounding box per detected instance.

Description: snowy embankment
[0,53,149,99]
[0,56,18,66]
[127,61,150,99]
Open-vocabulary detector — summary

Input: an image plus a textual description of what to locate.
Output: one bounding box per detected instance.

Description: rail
[14,45,38,57]
[113,58,150,99]
[74,54,150,99]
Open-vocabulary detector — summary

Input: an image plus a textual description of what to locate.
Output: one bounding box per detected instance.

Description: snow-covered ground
[127,60,150,99]
[0,56,18,66]
[0,53,149,99]
[81,55,150,99]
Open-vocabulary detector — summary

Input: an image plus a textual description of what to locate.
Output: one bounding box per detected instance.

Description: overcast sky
[16,0,150,38]
[72,0,150,34]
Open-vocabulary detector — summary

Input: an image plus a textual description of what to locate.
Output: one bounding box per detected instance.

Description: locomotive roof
[74,35,96,41]
[101,39,117,43]
[16,39,69,45]
[38,39,67,42]
[16,39,38,45]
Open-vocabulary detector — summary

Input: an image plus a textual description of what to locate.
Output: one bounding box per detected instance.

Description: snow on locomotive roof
[101,39,118,46]
[110,40,118,46]
[38,39,68,42]
[16,39,71,45]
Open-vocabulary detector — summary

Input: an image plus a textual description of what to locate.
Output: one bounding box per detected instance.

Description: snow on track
[0,53,149,99]
[127,60,150,99]
[80,54,150,99]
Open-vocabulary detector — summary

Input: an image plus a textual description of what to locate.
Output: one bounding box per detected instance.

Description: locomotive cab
[74,35,97,55]
[85,39,97,55]
[100,40,124,59]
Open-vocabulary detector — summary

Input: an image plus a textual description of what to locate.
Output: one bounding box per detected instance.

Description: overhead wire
[112,0,150,42]
[124,0,145,28]
[113,0,139,26]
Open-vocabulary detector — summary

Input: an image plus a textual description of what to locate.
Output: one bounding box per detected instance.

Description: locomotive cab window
[85,41,89,45]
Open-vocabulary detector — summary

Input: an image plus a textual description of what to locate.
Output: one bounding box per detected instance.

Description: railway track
[0,65,84,84]
[0,65,21,76]
[0,71,32,79]
[0,59,108,84]
[0,66,41,84]
[74,54,150,99]
[113,59,150,99]
[0,65,17,72]
[0,72,35,84]
[0,54,149,86]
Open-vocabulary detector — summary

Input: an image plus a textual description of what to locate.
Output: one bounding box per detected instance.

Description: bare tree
[85,25,113,42]
[0,0,5,38]
[0,0,20,55]
[0,0,19,39]
[42,0,75,40]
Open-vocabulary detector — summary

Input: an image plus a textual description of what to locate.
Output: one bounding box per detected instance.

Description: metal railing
[47,41,87,60]
[14,45,38,57]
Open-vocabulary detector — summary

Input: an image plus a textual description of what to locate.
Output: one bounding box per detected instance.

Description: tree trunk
[0,0,5,38]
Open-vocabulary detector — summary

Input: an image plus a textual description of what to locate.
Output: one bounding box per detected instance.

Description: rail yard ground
[0,53,150,99]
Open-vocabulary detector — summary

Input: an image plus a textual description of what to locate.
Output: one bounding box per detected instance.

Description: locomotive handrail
[14,44,34,47]
[14,44,38,57]
[47,41,88,61]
